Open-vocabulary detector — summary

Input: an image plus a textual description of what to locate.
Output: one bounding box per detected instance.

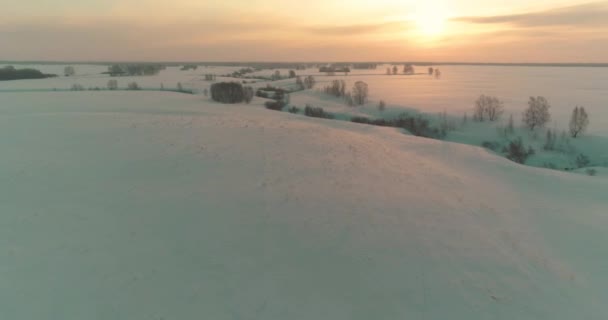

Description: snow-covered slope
[1,91,607,319]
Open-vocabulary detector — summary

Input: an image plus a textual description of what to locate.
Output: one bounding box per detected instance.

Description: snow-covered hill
[1,91,607,319]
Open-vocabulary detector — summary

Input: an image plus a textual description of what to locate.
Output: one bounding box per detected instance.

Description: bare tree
[473,95,504,121]
[303,76,315,89]
[378,100,386,111]
[288,70,296,78]
[392,65,398,75]
[569,106,589,138]
[522,96,551,130]
[403,64,414,75]
[507,114,514,134]
[64,66,75,77]
[352,81,368,105]
[107,79,118,90]
[295,76,304,90]
[428,67,434,75]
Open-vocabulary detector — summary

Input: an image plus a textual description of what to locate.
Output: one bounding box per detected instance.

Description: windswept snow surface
[1,91,607,319]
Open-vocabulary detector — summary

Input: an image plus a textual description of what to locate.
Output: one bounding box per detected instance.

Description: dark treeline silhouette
[106,64,165,76]
[0,66,57,81]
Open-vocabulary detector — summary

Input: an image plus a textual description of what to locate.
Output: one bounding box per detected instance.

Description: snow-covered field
[1,89,608,319]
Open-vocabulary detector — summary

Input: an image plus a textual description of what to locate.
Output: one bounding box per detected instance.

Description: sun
[411,2,449,37]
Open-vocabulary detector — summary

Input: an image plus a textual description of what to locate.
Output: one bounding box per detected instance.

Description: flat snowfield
[1,91,607,319]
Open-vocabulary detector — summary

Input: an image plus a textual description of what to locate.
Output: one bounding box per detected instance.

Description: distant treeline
[0,66,57,81]
[104,64,166,76]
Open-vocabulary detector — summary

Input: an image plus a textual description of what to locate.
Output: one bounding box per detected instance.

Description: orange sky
[1,0,607,62]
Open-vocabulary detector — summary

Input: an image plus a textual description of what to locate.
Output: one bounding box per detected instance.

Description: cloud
[305,21,410,35]
[453,2,608,27]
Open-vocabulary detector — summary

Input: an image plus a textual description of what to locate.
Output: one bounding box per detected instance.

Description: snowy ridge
[1,91,607,319]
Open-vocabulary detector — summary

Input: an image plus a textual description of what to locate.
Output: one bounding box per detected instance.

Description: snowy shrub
[107,79,118,90]
[304,105,334,119]
[576,154,590,168]
[522,96,551,130]
[288,106,300,114]
[243,86,254,104]
[70,84,85,91]
[503,138,535,164]
[64,66,75,77]
[351,116,371,124]
[569,106,589,138]
[586,168,597,176]
[481,141,501,151]
[127,82,141,90]
[211,82,246,103]
[265,100,286,111]
[543,162,558,170]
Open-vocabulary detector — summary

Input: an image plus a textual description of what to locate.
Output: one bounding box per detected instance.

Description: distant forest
[0,66,57,81]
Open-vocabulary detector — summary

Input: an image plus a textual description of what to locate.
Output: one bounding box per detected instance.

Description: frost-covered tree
[378,100,386,111]
[303,76,315,89]
[507,114,515,134]
[428,67,434,75]
[522,96,551,130]
[64,66,75,77]
[544,129,556,151]
[569,106,589,138]
[288,70,296,78]
[352,81,369,105]
[392,65,398,75]
[473,95,504,121]
[295,76,304,90]
[243,86,254,104]
[403,64,414,75]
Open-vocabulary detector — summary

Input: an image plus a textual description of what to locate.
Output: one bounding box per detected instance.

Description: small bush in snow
[107,80,118,90]
[288,106,300,114]
[481,141,501,151]
[576,154,590,168]
[304,105,333,119]
[586,168,597,176]
[265,100,286,111]
[503,138,535,164]
[127,82,140,90]
[70,84,85,91]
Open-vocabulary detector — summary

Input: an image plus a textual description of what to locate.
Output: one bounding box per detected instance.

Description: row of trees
[107,64,164,77]
[321,80,369,106]
[210,82,254,104]
[0,66,56,81]
[386,65,416,75]
[295,75,316,90]
[472,95,590,138]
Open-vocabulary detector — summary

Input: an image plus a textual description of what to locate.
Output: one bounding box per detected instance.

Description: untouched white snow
[1,91,608,319]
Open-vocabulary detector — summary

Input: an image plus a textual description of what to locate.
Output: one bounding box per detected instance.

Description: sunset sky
[1,0,607,62]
